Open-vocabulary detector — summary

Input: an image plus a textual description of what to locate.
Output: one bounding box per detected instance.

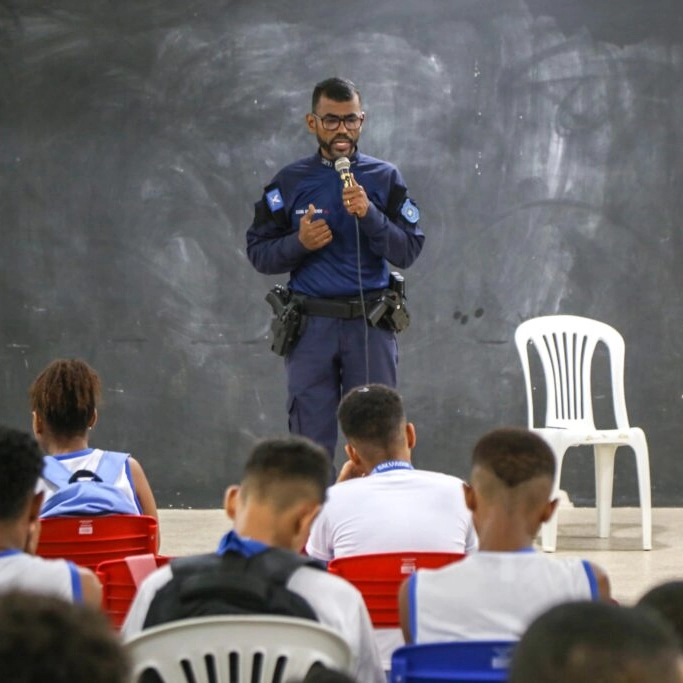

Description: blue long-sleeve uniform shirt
[246,151,425,297]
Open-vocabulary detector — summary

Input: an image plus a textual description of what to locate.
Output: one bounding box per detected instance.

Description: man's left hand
[342,174,370,218]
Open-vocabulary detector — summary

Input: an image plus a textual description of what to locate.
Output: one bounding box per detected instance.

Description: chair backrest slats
[126,616,352,683]
[515,315,630,430]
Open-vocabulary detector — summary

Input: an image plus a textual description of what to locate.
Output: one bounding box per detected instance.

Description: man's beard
[317,133,356,159]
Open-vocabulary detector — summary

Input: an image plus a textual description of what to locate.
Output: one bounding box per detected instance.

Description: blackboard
[2,0,683,507]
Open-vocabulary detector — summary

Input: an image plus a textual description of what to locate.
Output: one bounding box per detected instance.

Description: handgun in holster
[366,272,411,333]
[265,285,307,356]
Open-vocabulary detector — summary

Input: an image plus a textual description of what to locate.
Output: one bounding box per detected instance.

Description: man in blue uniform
[246,77,425,459]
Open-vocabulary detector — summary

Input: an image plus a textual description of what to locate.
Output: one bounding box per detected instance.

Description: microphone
[334,156,353,189]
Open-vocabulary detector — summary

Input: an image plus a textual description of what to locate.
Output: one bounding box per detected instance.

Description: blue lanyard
[0,549,21,558]
[371,460,414,475]
[215,530,269,557]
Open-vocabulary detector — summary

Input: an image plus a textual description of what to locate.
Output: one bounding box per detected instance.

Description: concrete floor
[158,506,683,605]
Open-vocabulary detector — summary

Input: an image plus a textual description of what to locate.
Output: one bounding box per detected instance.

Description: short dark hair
[509,601,683,683]
[242,436,331,509]
[311,77,361,112]
[29,359,101,437]
[637,581,683,649]
[0,591,130,683]
[0,426,43,520]
[338,384,405,453]
[472,427,555,487]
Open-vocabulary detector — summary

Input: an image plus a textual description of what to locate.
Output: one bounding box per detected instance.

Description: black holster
[366,272,411,333]
[265,285,307,356]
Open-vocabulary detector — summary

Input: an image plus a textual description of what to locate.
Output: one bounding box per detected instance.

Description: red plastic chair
[328,552,465,628]
[96,553,170,628]
[35,515,158,571]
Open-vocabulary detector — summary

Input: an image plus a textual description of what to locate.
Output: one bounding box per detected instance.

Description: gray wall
[2,0,682,507]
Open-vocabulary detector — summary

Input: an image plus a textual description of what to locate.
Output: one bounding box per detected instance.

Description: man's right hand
[298,203,333,250]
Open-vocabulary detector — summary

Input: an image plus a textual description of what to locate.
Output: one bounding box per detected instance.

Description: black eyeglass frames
[311,113,365,131]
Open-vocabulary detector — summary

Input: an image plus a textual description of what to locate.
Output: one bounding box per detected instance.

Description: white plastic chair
[126,615,352,683]
[514,315,651,552]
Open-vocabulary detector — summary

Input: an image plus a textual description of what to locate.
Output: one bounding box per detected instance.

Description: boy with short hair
[510,601,683,683]
[123,436,384,683]
[0,590,130,683]
[399,427,610,643]
[0,426,101,607]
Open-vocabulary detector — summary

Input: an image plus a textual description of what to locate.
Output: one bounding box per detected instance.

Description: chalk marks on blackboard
[453,308,485,325]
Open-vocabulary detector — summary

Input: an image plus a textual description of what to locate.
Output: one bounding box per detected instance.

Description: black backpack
[143,548,325,629]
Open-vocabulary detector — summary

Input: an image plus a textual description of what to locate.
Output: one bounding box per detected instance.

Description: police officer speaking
[246,77,425,461]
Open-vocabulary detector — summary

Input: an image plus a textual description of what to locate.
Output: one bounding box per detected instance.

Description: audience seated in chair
[637,581,683,649]
[306,384,476,561]
[399,427,611,644]
[0,426,101,606]
[509,601,683,683]
[30,358,157,520]
[306,383,475,668]
[122,436,385,683]
[0,590,130,683]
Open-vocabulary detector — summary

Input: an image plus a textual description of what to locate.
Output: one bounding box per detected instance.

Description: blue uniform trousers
[285,316,398,459]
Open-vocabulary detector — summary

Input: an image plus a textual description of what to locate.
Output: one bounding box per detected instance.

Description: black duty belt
[300,290,384,319]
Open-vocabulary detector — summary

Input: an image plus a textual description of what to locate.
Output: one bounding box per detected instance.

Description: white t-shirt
[410,551,598,643]
[37,448,140,513]
[306,466,477,561]
[0,550,81,602]
[305,464,476,668]
[122,560,385,683]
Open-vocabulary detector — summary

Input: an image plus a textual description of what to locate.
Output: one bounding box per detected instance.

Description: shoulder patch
[400,198,420,224]
[266,188,284,213]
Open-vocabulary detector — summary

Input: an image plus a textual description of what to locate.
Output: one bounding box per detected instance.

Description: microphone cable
[354,213,371,385]
[336,155,370,385]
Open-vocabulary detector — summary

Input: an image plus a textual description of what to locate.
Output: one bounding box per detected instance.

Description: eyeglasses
[311,113,365,131]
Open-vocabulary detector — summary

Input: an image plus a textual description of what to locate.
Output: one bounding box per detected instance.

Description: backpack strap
[41,456,75,489]
[169,547,324,581]
[175,554,266,610]
[68,469,102,484]
[247,546,324,582]
[176,549,323,619]
[144,553,236,628]
[143,549,324,629]
[93,451,130,484]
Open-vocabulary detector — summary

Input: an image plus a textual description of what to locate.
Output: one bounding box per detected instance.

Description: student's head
[337,384,415,470]
[226,436,331,551]
[0,426,43,525]
[0,591,130,683]
[29,358,101,447]
[637,581,683,649]
[509,601,683,683]
[465,427,557,534]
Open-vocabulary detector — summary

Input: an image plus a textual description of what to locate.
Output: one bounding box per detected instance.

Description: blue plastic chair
[391,641,516,682]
